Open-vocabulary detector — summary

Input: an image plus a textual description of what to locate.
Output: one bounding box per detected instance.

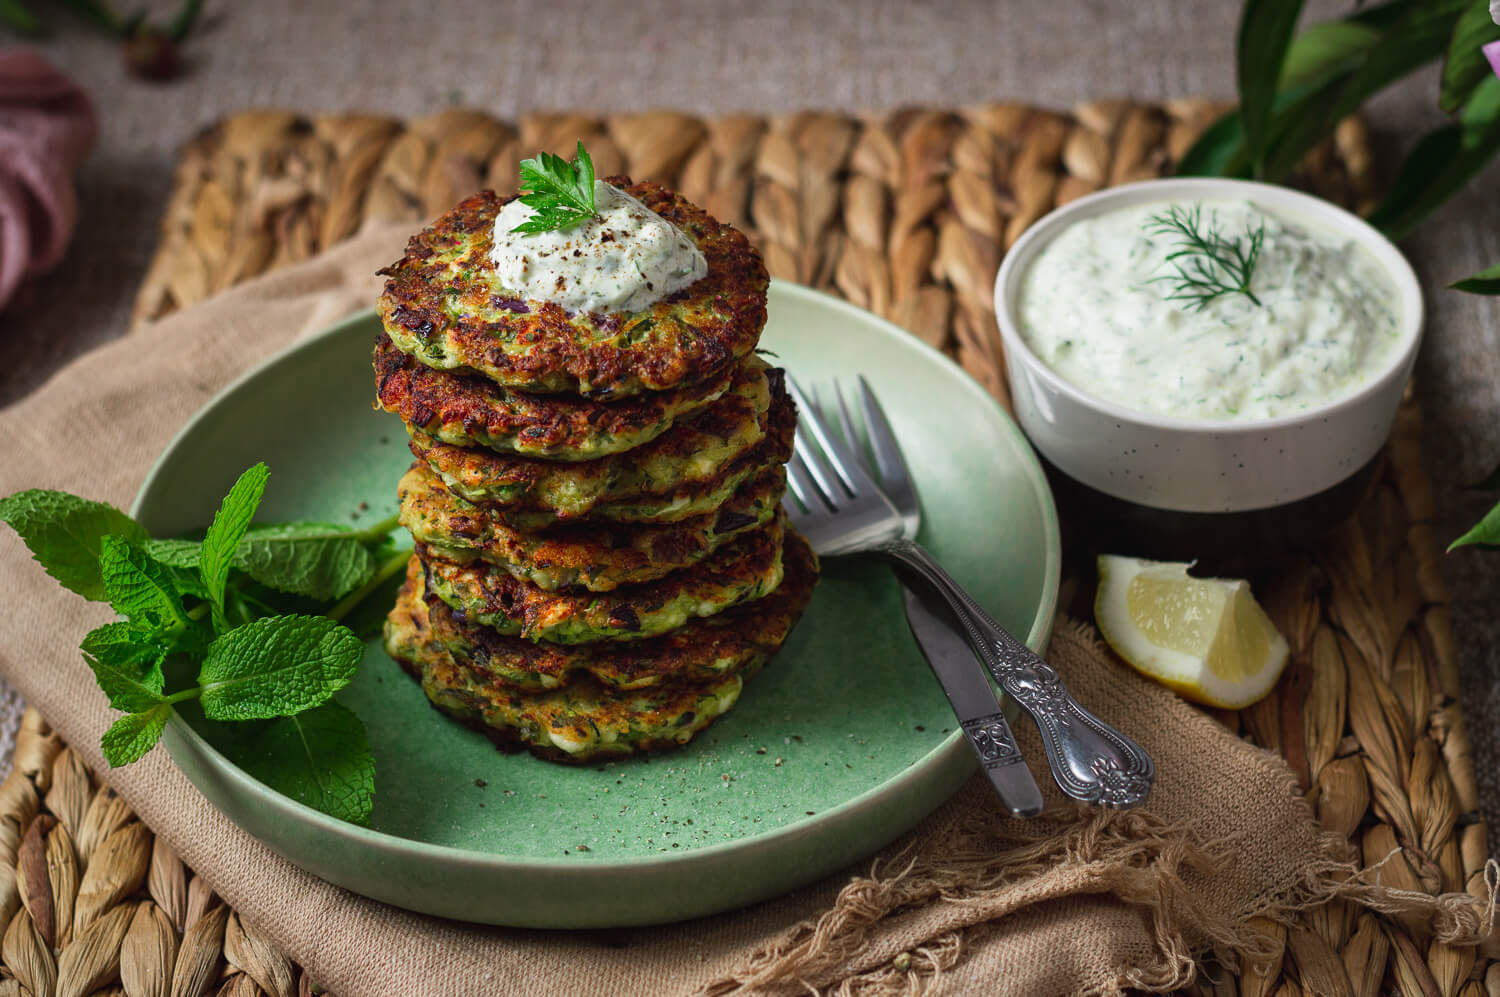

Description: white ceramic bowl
[992,178,1423,557]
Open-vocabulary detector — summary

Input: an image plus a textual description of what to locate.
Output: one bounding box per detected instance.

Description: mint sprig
[148,521,385,602]
[0,464,407,827]
[201,701,373,825]
[0,490,148,600]
[197,615,362,721]
[510,141,598,235]
[201,463,268,633]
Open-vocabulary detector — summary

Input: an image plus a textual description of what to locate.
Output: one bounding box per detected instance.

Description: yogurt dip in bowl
[993,178,1423,561]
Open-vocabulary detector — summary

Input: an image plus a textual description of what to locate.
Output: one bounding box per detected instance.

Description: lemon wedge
[1094,555,1289,709]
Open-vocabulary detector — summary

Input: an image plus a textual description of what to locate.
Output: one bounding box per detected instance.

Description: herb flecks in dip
[492,180,708,315]
[1017,199,1402,421]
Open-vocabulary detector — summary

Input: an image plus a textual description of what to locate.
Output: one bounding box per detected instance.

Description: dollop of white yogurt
[1017,199,1402,421]
[491,181,708,314]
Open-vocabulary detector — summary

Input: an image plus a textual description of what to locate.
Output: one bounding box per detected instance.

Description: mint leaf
[0,490,147,601]
[236,524,378,600]
[99,536,189,633]
[203,701,374,826]
[201,463,269,629]
[197,614,362,720]
[148,524,377,601]
[142,538,203,569]
[81,623,166,712]
[101,705,170,767]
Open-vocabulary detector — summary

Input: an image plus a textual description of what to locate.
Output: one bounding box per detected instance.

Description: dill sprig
[510,141,598,234]
[1144,204,1265,311]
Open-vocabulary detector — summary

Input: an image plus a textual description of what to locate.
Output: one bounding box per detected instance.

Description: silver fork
[807,379,1044,817]
[784,376,1154,809]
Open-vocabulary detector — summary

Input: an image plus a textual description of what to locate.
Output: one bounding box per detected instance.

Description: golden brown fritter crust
[441,371,793,530]
[410,361,776,511]
[376,179,769,398]
[398,461,787,592]
[373,334,732,461]
[382,532,819,761]
[386,570,751,760]
[398,530,814,691]
[420,512,787,644]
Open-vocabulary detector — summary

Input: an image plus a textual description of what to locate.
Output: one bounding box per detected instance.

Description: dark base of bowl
[1043,454,1382,576]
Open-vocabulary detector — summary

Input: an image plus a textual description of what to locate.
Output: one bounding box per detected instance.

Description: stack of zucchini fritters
[375,179,817,762]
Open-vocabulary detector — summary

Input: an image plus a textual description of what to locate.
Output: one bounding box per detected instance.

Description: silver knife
[899,578,1045,817]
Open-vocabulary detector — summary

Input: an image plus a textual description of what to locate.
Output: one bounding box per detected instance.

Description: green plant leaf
[1176,76,1349,178]
[200,464,270,629]
[1178,0,1425,180]
[80,622,166,713]
[1441,0,1500,113]
[1175,108,1249,177]
[152,521,376,601]
[202,701,374,825]
[0,490,147,601]
[99,536,189,634]
[1452,259,1500,294]
[101,705,170,767]
[1237,0,1307,176]
[141,538,200,567]
[197,614,362,721]
[234,523,378,600]
[1450,499,1500,549]
[1279,19,1384,89]
[1260,0,1468,181]
[1369,76,1500,239]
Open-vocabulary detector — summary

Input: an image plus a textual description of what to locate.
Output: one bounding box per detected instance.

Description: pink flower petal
[1487,39,1500,81]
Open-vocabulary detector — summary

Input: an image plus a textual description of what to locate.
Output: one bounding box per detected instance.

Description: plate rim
[134,279,1061,881]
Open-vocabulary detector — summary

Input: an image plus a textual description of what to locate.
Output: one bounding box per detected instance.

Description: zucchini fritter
[455,371,792,530]
[421,513,787,644]
[411,361,776,513]
[374,334,731,461]
[376,180,769,398]
[398,462,787,591]
[383,531,818,761]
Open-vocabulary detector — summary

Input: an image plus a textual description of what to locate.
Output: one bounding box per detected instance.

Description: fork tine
[792,431,846,507]
[784,451,831,513]
[786,377,876,494]
[856,374,918,512]
[832,380,875,478]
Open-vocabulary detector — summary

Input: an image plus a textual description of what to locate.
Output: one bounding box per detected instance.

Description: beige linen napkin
[0,225,1488,997]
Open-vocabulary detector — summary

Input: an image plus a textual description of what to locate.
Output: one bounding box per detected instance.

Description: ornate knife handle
[876,538,1154,808]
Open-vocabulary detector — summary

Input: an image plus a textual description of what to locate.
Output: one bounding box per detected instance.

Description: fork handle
[875,538,1154,808]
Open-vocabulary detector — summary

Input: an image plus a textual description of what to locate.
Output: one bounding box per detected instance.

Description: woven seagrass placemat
[0,102,1488,997]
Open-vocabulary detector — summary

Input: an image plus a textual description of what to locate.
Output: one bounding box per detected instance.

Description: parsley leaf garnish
[510,140,598,234]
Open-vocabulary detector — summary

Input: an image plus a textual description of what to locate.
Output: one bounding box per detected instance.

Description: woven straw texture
[0,102,1488,997]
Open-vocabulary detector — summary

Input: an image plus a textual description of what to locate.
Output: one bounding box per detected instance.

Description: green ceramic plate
[133,281,1060,928]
